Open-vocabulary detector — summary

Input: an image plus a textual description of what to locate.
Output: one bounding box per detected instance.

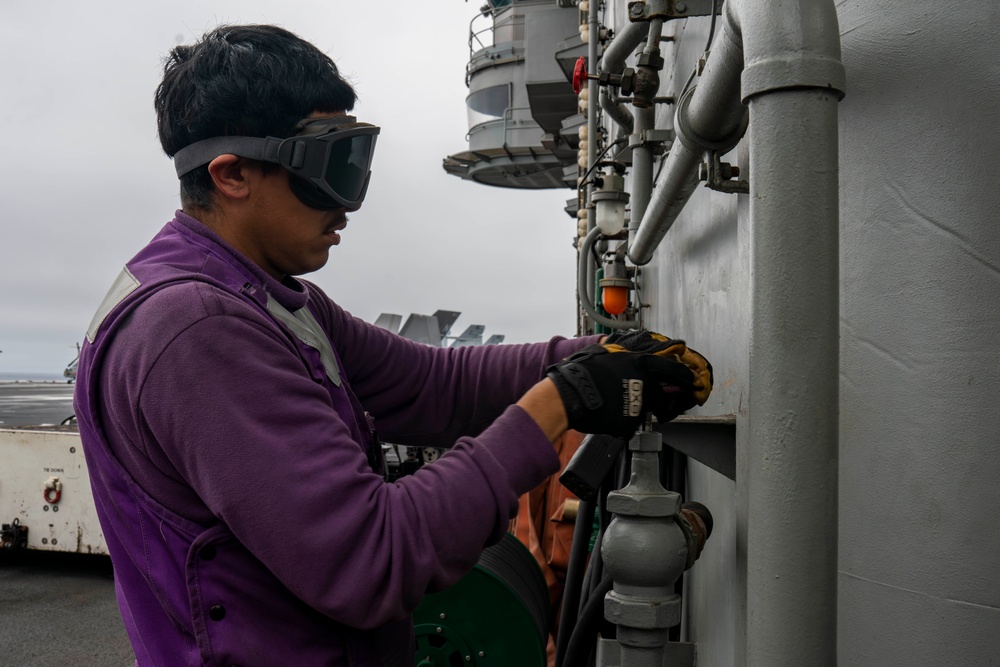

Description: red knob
[572,57,588,95]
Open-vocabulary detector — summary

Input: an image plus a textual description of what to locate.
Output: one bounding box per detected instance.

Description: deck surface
[1,382,133,664]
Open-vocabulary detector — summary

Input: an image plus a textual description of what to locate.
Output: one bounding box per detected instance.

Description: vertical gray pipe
[738,1,845,663]
[629,105,655,234]
[745,88,840,667]
[629,18,662,235]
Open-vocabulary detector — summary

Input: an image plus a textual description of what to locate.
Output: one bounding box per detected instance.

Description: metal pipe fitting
[601,431,687,665]
[599,21,648,137]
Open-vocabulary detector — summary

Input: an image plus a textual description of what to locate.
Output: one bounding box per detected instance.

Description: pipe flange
[741,55,847,103]
[675,85,749,153]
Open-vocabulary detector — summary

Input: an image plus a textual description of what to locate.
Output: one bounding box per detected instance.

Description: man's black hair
[154,25,357,211]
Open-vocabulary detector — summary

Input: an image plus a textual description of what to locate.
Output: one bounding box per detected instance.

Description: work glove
[604,329,714,406]
[546,344,698,438]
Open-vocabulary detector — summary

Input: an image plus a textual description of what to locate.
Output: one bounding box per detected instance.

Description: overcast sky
[0,1,579,375]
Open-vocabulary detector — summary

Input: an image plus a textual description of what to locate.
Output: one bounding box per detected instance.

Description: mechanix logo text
[622,379,643,417]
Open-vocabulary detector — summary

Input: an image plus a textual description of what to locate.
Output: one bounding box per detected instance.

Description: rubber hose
[555,496,596,667]
[562,573,615,667]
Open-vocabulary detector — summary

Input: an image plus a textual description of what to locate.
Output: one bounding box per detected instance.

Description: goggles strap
[173,136,284,178]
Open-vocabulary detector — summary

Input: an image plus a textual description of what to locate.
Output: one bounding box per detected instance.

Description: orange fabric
[510,430,586,667]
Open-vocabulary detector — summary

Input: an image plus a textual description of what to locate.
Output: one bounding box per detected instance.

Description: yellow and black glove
[546,344,699,438]
[603,329,713,407]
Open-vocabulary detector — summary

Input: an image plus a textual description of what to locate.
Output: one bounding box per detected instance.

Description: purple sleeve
[139,312,565,629]
[308,287,597,445]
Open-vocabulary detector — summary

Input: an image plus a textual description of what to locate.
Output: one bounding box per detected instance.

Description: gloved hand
[603,329,714,406]
[546,344,698,438]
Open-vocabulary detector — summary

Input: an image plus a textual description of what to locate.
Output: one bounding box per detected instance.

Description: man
[74,24,711,666]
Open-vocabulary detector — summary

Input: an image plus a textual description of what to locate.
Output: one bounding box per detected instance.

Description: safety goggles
[172,115,380,211]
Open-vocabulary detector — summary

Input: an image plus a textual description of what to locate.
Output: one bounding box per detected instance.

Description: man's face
[242,166,348,280]
[235,112,350,280]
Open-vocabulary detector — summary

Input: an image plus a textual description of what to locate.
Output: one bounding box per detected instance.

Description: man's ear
[206,155,251,201]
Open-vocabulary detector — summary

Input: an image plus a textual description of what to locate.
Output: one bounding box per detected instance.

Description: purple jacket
[74,212,591,666]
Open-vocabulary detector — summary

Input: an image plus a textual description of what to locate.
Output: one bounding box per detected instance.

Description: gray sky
[0,1,578,375]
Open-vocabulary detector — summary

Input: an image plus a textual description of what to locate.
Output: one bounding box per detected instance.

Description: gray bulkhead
[616,1,1000,665]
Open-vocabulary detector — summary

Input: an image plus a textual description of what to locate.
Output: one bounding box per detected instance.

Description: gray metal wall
[606,0,1000,664]
[836,1,1000,664]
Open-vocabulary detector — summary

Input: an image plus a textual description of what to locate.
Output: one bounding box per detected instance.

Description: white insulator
[579,98,588,113]
[579,1,589,12]
[578,86,589,101]
[578,218,589,238]
[579,125,589,141]
[577,207,588,219]
[580,26,590,43]
[578,153,588,169]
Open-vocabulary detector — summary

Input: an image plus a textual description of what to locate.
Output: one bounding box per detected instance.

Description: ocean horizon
[0,371,69,383]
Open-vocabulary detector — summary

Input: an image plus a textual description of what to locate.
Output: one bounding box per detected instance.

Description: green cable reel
[413,533,550,666]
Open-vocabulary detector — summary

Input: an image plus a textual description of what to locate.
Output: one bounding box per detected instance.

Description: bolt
[52,539,57,545]
[43,505,50,512]
[436,627,443,633]
[630,4,644,18]
[69,447,76,453]
[439,612,446,619]
[42,538,48,544]
[676,2,687,12]
[479,651,486,657]
[465,657,472,663]
[52,506,59,513]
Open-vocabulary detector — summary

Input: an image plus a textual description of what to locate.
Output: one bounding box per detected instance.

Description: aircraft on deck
[373,310,504,348]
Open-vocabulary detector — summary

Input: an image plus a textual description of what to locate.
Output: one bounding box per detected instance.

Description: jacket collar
[171,210,309,312]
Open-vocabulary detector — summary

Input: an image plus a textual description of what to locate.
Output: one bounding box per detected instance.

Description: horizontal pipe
[627,8,747,266]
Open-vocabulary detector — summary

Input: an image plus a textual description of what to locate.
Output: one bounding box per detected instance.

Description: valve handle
[572,56,588,95]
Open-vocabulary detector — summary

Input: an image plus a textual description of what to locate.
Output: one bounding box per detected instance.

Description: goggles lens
[325,133,376,203]
[282,117,379,211]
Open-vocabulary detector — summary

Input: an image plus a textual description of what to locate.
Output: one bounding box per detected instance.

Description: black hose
[555,496,596,667]
[562,573,615,667]
[585,527,605,607]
